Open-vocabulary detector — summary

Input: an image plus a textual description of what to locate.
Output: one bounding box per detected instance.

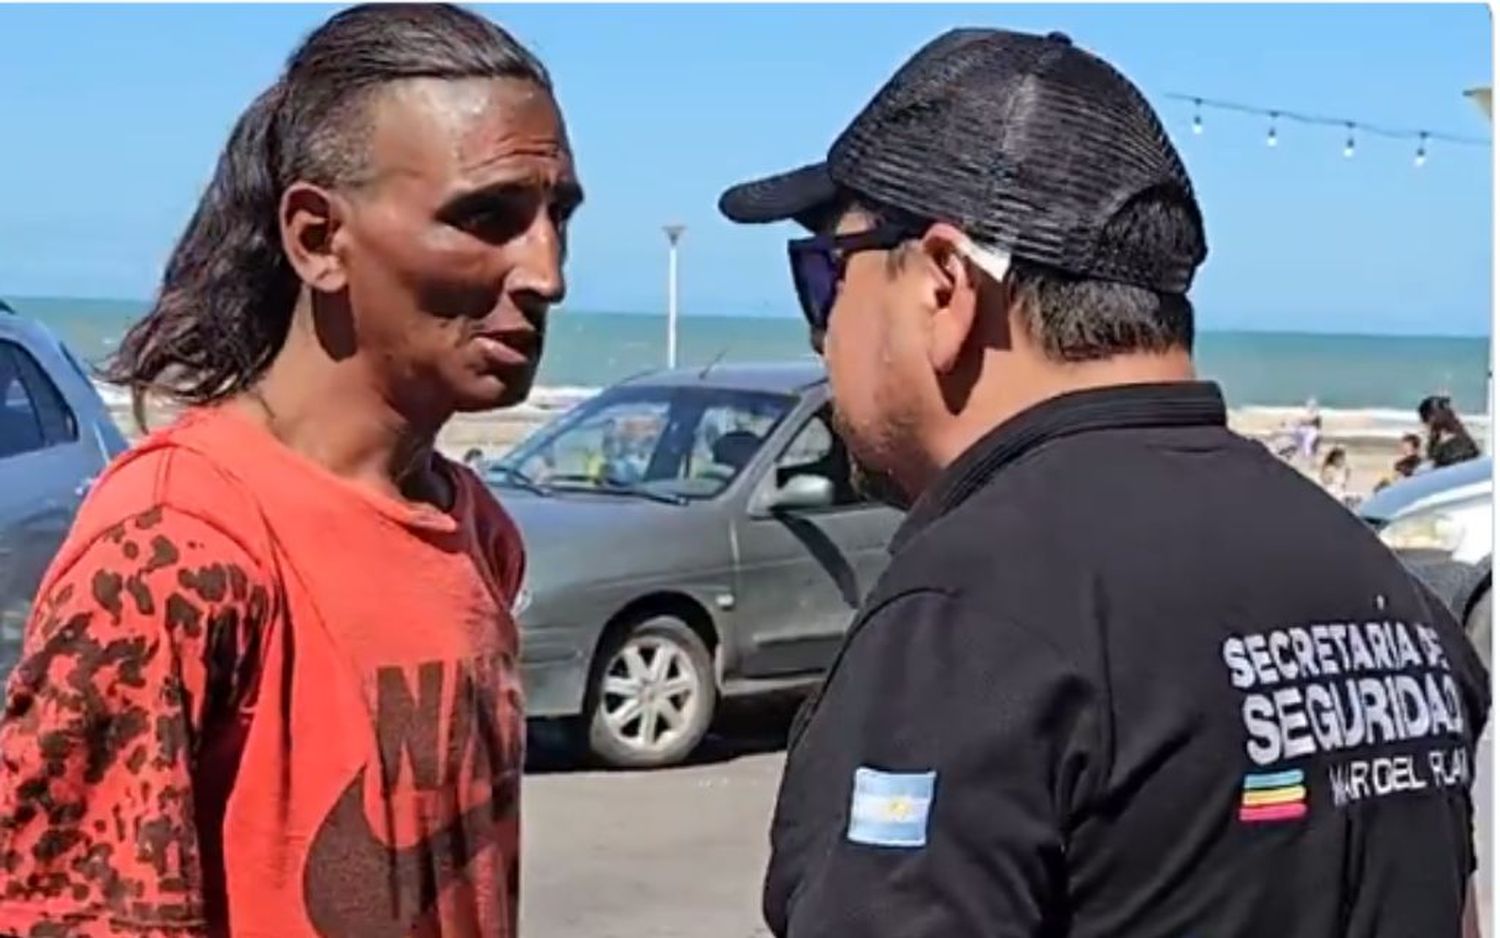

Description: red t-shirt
[0,407,527,937]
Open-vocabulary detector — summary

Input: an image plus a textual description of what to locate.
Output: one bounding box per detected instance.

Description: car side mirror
[767,474,835,512]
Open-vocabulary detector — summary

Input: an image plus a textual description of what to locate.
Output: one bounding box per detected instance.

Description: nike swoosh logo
[302,767,519,937]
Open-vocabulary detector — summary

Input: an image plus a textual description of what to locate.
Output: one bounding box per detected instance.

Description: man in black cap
[720,28,1489,937]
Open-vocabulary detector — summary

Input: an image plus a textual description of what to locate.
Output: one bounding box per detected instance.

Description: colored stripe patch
[1243,769,1304,790]
[1239,802,1308,823]
[1241,785,1307,807]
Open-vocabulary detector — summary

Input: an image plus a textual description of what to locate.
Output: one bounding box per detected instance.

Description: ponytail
[105,83,296,430]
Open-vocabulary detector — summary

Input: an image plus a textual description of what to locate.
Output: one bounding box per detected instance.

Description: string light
[1168,93,1488,167]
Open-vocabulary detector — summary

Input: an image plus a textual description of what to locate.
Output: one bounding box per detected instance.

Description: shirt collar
[890,381,1228,554]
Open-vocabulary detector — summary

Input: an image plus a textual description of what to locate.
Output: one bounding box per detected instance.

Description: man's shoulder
[67,413,276,566]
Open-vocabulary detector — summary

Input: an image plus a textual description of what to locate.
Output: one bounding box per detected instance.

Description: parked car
[486,361,902,768]
[0,302,129,676]
[1361,455,1492,665]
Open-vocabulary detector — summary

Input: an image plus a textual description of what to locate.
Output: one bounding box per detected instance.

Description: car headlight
[1379,508,1470,556]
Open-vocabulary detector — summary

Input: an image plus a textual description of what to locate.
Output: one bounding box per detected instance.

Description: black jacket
[765,382,1489,938]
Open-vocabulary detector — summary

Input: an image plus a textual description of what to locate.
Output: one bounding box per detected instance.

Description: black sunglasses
[786,224,916,337]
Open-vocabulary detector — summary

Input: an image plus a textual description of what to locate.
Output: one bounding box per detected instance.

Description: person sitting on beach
[1419,394,1481,468]
[0,6,580,937]
[1374,433,1426,493]
[1395,432,1423,478]
[1319,445,1352,502]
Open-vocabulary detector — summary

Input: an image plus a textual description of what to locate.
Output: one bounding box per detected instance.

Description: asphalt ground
[520,702,1494,938]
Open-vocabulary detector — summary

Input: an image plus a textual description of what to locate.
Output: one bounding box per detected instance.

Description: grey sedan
[487,361,901,768]
[0,304,128,675]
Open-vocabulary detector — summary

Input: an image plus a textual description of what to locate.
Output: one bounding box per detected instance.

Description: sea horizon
[4,292,1490,342]
[7,294,1492,415]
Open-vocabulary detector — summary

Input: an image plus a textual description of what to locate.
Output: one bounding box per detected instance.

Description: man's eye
[456,206,528,244]
[549,194,582,231]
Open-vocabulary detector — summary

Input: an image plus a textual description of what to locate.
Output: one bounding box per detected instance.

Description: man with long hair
[0,5,581,935]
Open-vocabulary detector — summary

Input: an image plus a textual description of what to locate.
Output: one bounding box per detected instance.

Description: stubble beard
[830,402,915,512]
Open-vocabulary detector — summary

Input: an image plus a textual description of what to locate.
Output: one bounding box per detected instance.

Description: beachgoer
[0,5,580,936]
[1420,394,1482,468]
[1295,396,1323,464]
[719,28,1488,937]
[1373,433,1424,493]
[1319,445,1352,502]
[1395,431,1424,478]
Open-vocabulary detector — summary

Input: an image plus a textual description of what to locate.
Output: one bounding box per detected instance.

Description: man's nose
[508,213,567,308]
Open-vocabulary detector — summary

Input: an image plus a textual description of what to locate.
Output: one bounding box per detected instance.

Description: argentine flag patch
[847,767,936,848]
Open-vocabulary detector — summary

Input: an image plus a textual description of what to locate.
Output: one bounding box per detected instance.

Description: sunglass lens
[791,247,838,333]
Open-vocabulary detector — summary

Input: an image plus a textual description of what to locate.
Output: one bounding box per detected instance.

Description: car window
[0,343,49,459]
[11,344,77,445]
[779,413,834,467]
[517,397,673,485]
[771,407,866,507]
[686,399,784,479]
[502,385,794,500]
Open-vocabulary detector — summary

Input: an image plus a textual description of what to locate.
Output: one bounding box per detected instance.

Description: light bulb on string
[1192,98,1203,135]
[1415,132,1428,168]
[1343,123,1355,159]
[1266,112,1279,148]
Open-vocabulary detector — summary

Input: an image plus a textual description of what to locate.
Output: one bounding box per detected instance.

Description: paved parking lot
[521,711,1493,938]
[521,703,792,938]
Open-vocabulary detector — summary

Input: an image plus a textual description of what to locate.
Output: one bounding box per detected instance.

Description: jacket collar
[891,381,1228,554]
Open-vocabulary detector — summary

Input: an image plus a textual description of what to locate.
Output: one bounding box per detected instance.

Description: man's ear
[280,181,349,294]
[917,222,981,375]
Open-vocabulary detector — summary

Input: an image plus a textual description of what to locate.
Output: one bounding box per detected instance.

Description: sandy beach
[101,383,1484,508]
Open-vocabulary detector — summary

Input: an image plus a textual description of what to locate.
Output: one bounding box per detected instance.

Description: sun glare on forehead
[380,76,560,154]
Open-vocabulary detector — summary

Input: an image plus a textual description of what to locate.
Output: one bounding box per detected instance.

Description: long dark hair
[105,3,551,427]
[1418,394,1475,451]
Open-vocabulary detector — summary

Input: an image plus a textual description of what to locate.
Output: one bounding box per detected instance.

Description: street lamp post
[663,224,685,369]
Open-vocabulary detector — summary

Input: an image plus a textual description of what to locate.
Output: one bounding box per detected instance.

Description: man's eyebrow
[437,176,585,219]
[437,178,532,218]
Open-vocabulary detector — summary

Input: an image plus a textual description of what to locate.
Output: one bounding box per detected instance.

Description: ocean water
[7,295,1491,414]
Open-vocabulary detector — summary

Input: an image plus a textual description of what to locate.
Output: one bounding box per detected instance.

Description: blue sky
[0,3,1491,336]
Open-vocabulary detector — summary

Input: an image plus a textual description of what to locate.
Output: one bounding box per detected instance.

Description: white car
[1362,456,1492,664]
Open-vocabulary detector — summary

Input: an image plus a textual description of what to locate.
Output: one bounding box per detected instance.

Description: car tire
[584,614,717,769]
[1466,588,1491,670]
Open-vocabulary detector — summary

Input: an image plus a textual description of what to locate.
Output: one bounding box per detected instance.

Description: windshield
[495,384,795,501]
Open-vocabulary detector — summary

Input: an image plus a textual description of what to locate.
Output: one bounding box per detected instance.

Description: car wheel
[1466,588,1491,670]
[585,615,716,769]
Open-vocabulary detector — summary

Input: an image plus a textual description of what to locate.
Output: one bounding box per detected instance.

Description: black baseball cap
[719,28,1208,295]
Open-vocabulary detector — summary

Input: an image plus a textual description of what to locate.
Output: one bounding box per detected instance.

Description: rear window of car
[0,341,78,459]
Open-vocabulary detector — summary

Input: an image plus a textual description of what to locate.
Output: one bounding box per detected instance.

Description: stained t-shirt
[0,406,526,937]
[766,382,1490,937]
